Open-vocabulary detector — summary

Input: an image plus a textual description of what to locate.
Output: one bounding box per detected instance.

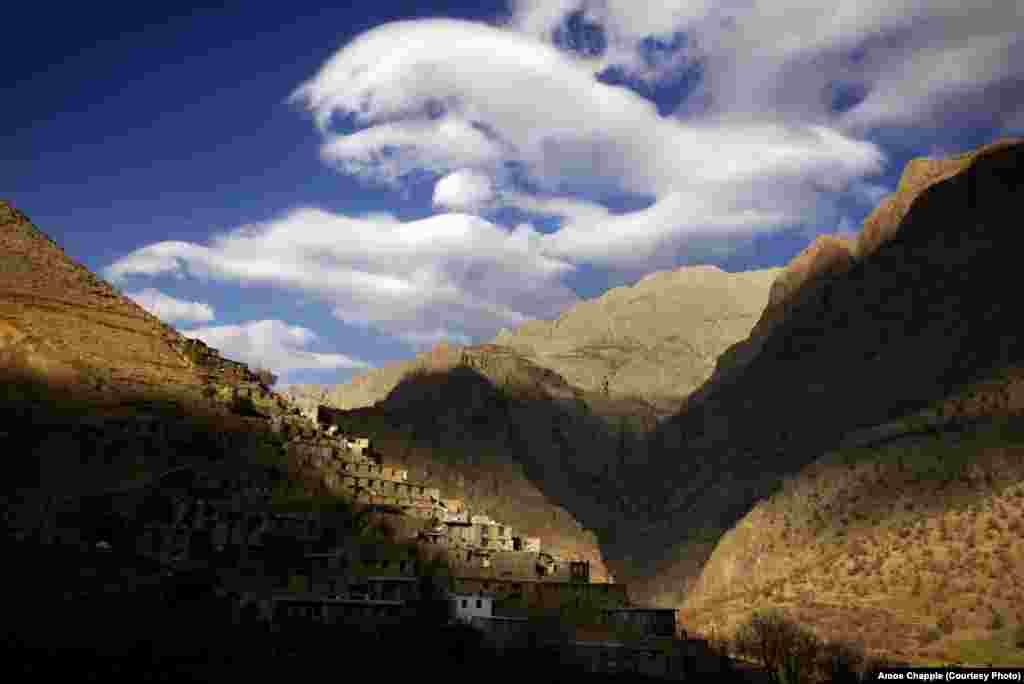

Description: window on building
[476,599,482,609]
[462,599,468,608]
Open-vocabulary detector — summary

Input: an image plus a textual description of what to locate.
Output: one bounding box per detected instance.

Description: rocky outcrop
[857,138,1022,258]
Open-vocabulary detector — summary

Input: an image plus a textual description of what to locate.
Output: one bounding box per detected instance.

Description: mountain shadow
[315,362,662,585]
[613,140,1024,650]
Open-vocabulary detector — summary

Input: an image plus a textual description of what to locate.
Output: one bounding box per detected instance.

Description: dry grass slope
[684,381,1024,666]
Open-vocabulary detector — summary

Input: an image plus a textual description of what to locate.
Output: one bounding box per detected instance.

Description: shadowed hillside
[314,363,654,584]
[609,139,1024,664]
[0,198,309,511]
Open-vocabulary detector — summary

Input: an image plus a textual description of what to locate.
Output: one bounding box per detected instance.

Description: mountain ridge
[620,138,1024,665]
[283,262,782,420]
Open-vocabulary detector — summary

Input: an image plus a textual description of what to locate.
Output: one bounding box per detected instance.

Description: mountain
[0,200,299,499]
[305,349,625,582]
[280,257,782,590]
[0,201,208,409]
[491,265,781,415]
[620,138,1024,665]
[284,264,780,418]
[0,202,622,583]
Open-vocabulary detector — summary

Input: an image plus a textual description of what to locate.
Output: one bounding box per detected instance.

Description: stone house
[440,498,464,514]
[444,520,474,546]
[443,510,470,523]
[476,523,514,551]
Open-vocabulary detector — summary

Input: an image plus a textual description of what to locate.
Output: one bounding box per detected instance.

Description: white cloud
[838,31,1024,135]
[105,208,578,348]
[433,168,496,212]
[541,191,793,270]
[289,16,885,268]
[320,117,506,187]
[507,1,1023,132]
[125,288,215,323]
[500,191,613,223]
[178,319,369,381]
[109,2,1022,353]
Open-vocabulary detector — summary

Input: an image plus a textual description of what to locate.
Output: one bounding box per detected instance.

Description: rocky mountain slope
[491,265,780,415]
[0,202,208,409]
[284,140,1023,642]
[308,353,631,582]
[617,138,1024,664]
[283,264,780,418]
[0,203,616,581]
[0,200,303,500]
[279,256,782,591]
[684,400,1024,666]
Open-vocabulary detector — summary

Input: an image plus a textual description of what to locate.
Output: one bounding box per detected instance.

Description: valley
[3,137,1023,678]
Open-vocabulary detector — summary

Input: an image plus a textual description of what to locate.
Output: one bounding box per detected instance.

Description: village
[18,388,721,679]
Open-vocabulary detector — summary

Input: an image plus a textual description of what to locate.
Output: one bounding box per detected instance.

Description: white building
[448,592,493,624]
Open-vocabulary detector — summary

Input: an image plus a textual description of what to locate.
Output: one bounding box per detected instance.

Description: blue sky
[4,1,1022,386]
